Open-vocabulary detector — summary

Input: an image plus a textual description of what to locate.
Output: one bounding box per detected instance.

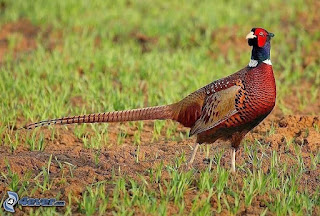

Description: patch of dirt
[70,95,87,108]
[132,32,158,53]
[0,19,39,63]
[250,115,320,151]
[0,19,62,64]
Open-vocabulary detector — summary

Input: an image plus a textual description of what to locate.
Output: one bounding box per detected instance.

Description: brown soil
[0,19,62,64]
[0,19,39,63]
[132,32,158,53]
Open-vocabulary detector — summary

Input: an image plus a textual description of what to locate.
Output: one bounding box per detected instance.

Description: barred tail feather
[22,105,173,130]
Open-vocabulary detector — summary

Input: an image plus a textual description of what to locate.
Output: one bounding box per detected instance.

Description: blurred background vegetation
[0,0,318,127]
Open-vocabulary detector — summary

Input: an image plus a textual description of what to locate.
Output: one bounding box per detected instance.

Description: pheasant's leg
[231,147,236,173]
[187,143,199,169]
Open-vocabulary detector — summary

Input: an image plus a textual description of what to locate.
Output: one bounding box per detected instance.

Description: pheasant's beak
[246,31,256,40]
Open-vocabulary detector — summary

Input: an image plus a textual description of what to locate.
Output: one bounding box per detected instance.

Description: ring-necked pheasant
[23,28,276,172]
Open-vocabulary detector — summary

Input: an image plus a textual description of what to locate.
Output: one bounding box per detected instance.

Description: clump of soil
[251,115,319,149]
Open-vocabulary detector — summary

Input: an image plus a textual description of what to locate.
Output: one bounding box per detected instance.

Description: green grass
[0,0,319,215]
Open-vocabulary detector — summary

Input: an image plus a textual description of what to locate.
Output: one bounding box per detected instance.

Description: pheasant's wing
[189,85,241,136]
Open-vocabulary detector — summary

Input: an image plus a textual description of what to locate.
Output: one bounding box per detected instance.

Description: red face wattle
[254,28,268,47]
[246,28,274,48]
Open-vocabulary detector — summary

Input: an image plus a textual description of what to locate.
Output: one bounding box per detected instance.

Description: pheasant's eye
[259,32,264,36]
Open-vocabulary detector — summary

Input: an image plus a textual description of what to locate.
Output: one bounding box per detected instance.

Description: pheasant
[23,28,276,172]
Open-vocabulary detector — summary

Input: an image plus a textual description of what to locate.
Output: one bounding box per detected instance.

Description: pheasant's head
[246,28,274,47]
[246,28,274,48]
[246,28,274,66]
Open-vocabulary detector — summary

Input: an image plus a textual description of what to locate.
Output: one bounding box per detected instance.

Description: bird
[22,28,276,172]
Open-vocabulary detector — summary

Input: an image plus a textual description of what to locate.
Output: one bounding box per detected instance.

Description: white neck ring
[248,59,272,67]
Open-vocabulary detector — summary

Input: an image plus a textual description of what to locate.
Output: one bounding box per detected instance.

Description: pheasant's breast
[244,63,276,119]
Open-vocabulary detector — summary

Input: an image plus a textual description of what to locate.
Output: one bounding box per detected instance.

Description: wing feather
[189,85,241,136]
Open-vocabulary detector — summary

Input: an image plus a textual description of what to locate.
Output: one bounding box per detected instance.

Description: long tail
[22,105,175,130]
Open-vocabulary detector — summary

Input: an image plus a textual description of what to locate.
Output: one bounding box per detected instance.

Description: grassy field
[0,0,319,215]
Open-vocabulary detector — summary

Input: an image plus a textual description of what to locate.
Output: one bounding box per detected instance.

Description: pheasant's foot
[231,147,236,173]
[185,143,199,170]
